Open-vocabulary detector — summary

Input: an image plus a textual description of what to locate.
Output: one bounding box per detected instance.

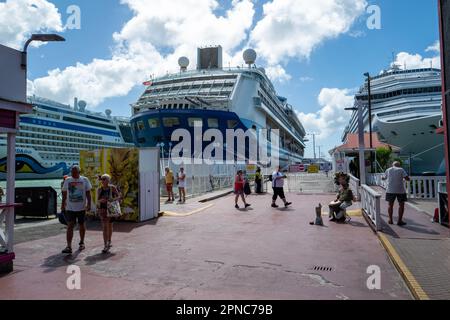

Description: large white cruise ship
[130,46,306,166]
[0,96,134,180]
[342,66,444,175]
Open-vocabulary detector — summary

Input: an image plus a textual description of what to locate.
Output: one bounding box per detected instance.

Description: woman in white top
[177,167,186,203]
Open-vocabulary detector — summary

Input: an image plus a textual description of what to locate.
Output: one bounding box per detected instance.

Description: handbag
[107,187,122,218]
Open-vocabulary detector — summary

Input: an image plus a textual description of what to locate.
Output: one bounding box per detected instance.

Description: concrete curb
[160,203,215,217]
[198,190,233,203]
[378,233,430,300]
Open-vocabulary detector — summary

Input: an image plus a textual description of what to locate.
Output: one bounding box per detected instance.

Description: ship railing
[361,184,382,232]
[367,173,446,199]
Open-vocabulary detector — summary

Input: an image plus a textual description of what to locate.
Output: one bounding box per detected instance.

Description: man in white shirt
[61,165,92,254]
[271,166,292,208]
[382,162,410,226]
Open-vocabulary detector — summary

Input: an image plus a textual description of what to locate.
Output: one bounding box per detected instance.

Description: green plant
[376,147,393,172]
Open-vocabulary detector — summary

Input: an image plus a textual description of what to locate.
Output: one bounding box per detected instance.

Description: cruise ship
[342,66,444,175]
[0,96,134,180]
[130,46,306,166]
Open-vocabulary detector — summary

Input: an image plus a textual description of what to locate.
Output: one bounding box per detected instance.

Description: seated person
[329,173,354,223]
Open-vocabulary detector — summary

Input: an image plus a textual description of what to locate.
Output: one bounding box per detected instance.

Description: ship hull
[131,109,303,167]
[0,147,72,180]
[374,114,445,175]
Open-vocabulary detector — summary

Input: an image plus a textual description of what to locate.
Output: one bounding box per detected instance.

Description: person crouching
[329,173,354,223]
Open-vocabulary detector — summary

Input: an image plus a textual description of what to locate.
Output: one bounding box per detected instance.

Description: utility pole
[365,72,374,172]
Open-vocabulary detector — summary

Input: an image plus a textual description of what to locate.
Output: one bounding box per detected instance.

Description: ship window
[207,118,219,128]
[148,118,160,128]
[227,120,238,129]
[184,104,189,109]
[188,118,203,127]
[173,104,178,108]
[163,117,180,127]
[137,121,145,131]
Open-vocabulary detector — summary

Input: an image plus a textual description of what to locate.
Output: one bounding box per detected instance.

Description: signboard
[289,164,305,173]
[246,164,257,180]
[308,164,319,174]
[0,44,26,103]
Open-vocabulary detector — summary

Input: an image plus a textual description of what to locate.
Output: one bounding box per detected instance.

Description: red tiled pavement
[0,193,411,300]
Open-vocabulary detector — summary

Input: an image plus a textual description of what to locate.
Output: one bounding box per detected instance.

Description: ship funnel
[178,56,189,72]
[105,109,112,118]
[78,100,87,112]
[74,97,78,111]
[197,46,223,70]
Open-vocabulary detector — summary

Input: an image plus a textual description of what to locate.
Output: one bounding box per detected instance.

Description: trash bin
[438,182,448,228]
[15,187,57,218]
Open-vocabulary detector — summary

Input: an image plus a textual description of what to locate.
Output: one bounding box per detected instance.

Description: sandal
[102,246,110,254]
[62,247,72,254]
[79,242,86,251]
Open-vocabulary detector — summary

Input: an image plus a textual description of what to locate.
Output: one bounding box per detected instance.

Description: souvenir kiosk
[0,44,33,273]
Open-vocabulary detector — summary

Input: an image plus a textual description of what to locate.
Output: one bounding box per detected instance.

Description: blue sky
[0,0,441,158]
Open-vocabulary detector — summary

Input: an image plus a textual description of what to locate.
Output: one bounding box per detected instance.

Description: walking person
[382,161,410,226]
[0,186,4,203]
[271,166,292,208]
[177,167,186,204]
[234,170,251,209]
[255,167,263,194]
[165,167,175,203]
[97,174,121,254]
[61,165,92,254]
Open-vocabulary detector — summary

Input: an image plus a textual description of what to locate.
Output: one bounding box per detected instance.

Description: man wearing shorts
[383,162,410,226]
[271,166,292,208]
[61,165,92,254]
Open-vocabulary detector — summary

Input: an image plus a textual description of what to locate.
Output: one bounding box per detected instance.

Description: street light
[306,133,318,160]
[345,104,366,184]
[21,34,66,69]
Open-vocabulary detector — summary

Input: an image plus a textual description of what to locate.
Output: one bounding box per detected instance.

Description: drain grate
[311,266,334,272]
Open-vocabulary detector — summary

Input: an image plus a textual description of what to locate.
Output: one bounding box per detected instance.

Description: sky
[0,0,442,158]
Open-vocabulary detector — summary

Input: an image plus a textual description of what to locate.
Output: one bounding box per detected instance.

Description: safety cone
[433,208,440,223]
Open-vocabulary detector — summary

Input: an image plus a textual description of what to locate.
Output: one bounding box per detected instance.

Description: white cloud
[28,0,255,107]
[0,0,63,50]
[426,40,440,53]
[250,0,367,64]
[393,52,440,70]
[265,65,292,83]
[297,88,354,151]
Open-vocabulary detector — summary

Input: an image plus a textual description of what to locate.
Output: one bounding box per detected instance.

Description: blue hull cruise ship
[0,96,134,180]
[131,46,306,166]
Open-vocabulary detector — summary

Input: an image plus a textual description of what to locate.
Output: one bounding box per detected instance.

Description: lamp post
[306,133,317,160]
[21,34,65,70]
[345,102,366,185]
[364,72,374,172]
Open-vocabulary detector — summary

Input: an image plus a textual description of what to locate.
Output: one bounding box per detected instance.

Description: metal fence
[368,173,446,199]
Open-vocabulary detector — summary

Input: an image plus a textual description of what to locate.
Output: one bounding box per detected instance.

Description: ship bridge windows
[137,121,146,131]
[148,118,161,128]
[207,118,219,128]
[227,120,238,129]
[163,117,180,128]
[188,118,203,127]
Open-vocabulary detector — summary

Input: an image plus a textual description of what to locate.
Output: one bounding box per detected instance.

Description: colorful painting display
[80,148,140,222]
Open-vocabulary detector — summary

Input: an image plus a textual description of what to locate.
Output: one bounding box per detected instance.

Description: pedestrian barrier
[368,174,446,199]
[349,174,361,201]
[361,184,382,231]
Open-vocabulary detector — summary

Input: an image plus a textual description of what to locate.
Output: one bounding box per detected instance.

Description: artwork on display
[80,148,140,222]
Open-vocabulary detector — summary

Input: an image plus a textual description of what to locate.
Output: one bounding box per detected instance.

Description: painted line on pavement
[160,203,215,217]
[378,233,430,300]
